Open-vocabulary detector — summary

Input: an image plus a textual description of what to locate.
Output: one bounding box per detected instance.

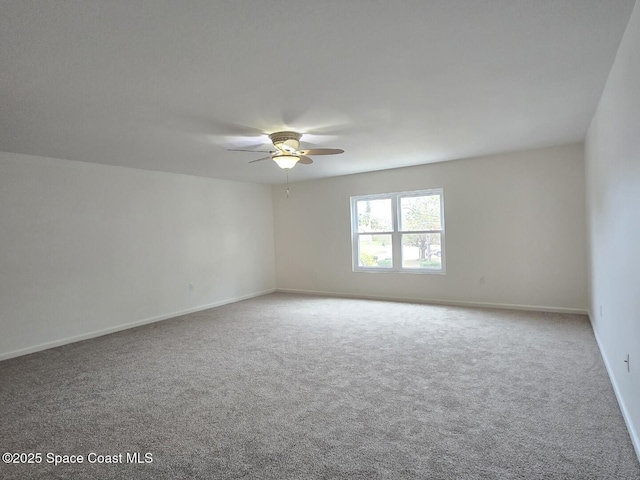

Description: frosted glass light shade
[273,155,300,169]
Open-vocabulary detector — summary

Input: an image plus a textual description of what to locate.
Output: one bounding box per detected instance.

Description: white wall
[273,144,587,313]
[585,0,640,458]
[0,152,276,359]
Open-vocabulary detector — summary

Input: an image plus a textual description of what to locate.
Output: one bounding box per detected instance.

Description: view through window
[351,189,445,273]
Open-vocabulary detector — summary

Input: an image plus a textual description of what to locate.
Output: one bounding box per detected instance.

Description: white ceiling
[0,1,635,184]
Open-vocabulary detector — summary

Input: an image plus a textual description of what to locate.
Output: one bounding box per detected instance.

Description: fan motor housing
[269,131,302,145]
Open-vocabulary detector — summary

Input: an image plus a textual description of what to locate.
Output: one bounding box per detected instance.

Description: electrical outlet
[479,276,486,285]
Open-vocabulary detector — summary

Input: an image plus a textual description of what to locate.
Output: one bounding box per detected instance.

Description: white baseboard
[275,288,589,315]
[0,288,276,362]
[587,311,640,463]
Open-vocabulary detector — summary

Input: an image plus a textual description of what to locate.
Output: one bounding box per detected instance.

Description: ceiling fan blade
[298,148,344,156]
[228,149,274,153]
[225,138,272,150]
[297,155,313,165]
[248,155,273,164]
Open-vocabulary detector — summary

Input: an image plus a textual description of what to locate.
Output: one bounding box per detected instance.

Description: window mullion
[392,194,402,270]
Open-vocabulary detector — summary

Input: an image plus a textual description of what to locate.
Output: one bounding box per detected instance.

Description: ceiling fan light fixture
[273,154,300,169]
[232,130,343,169]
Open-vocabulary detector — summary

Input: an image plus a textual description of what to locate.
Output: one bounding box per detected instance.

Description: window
[350,189,445,273]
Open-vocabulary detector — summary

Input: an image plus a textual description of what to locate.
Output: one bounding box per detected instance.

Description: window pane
[356,199,392,232]
[400,195,441,231]
[402,233,442,269]
[358,234,392,268]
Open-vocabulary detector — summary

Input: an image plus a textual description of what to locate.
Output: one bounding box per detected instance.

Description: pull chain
[286,170,290,198]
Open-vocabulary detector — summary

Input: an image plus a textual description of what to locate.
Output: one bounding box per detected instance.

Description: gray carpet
[1,293,638,479]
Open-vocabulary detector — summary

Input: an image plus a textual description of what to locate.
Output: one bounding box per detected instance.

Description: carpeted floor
[1,293,638,479]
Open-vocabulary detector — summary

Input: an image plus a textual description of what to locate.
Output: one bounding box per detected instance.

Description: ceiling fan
[229,131,344,169]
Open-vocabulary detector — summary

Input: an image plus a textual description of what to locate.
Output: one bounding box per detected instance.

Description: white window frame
[350,188,446,274]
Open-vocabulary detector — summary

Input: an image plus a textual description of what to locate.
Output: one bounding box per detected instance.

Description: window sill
[353,268,446,275]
